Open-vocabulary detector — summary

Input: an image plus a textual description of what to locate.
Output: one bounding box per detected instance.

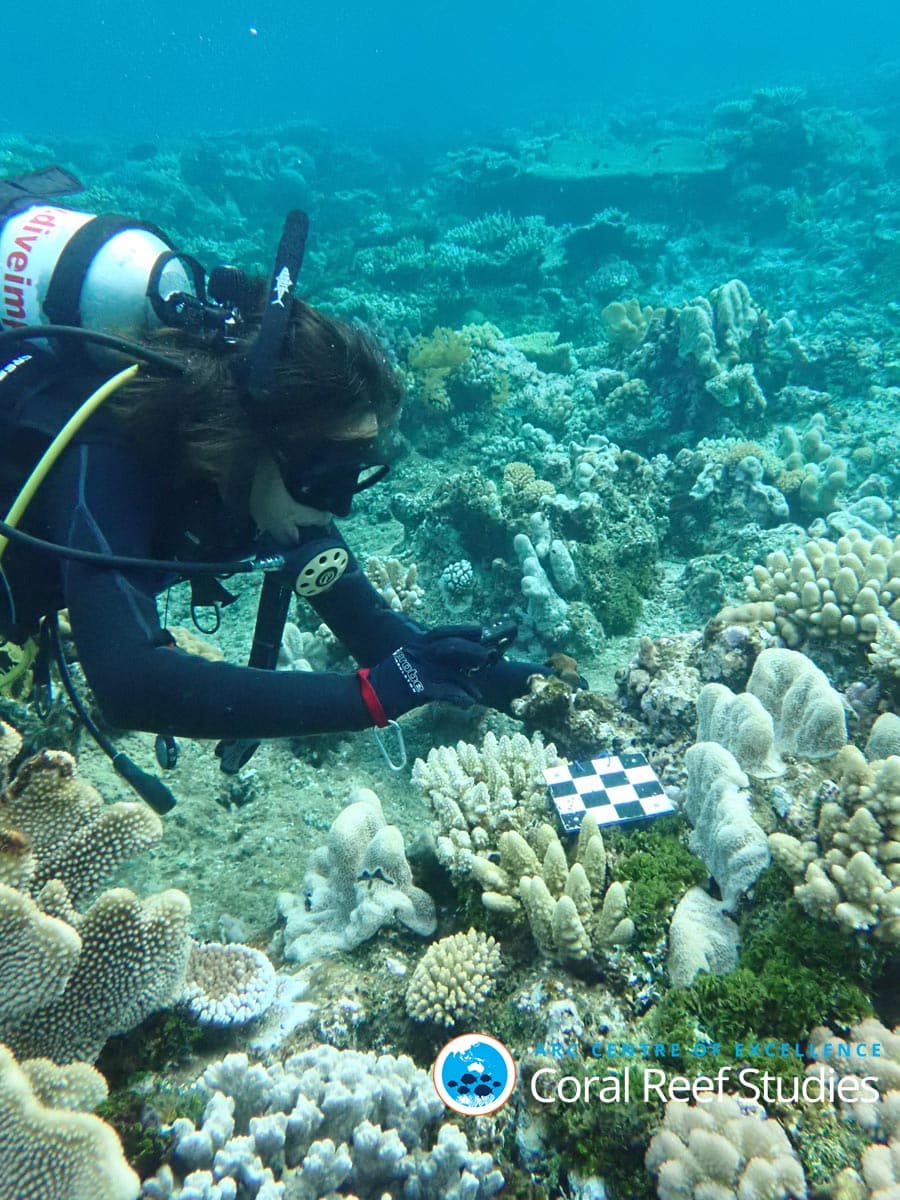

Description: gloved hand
[477,656,551,713]
[360,625,500,722]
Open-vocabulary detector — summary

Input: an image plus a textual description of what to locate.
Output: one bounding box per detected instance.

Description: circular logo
[433,1034,517,1115]
[293,548,349,596]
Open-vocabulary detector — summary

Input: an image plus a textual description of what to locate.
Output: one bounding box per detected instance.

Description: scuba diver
[0,167,547,812]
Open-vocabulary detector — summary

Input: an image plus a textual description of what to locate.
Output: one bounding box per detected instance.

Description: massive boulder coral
[0,1041,139,1200]
[768,746,900,942]
[645,1095,808,1200]
[277,788,437,963]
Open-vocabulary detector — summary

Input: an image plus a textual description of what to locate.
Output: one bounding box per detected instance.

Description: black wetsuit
[0,357,418,740]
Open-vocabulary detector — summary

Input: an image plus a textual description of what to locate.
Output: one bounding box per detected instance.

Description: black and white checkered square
[543,752,675,834]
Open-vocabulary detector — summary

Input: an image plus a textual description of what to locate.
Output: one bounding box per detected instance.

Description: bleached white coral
[144,1045,503,1200]
[180,942,277,1028]
[411,730,560,880]
[277,788,436,963]
[645,1096,807,1200]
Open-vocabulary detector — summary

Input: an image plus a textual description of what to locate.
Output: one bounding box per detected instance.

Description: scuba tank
[0,165,245,357]
[0,203,196,352]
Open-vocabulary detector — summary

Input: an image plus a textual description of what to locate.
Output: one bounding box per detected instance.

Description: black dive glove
[360,625,501,722]
[477,656,551,712]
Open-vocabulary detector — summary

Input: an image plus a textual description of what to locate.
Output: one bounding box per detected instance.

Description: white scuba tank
[0,204,195,350]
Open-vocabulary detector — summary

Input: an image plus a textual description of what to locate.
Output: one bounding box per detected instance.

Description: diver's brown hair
[113,298,403,486]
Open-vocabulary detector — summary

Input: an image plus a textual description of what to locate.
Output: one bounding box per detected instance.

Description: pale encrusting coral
[2,67,900,1200]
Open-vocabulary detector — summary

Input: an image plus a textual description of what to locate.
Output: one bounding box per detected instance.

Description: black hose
[0,518,261,577]
[0,324,185,374]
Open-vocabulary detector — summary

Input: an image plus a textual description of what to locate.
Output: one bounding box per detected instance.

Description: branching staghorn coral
[768,746,900,943]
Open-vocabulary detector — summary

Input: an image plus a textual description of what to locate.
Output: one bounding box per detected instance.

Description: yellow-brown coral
[407,327,472,411]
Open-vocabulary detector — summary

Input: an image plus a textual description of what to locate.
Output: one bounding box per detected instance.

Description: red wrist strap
[356,668,389,728]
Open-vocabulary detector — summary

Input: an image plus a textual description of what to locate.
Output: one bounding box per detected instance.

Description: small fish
[271,266,293,306]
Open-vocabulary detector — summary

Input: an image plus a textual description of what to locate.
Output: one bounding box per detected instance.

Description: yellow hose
[0,363,139,563]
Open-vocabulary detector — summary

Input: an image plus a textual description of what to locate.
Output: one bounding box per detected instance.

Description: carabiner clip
[372,719,407,771]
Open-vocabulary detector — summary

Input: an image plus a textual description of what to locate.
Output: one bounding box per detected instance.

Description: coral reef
[180,942,278,1029]
[277,788,437,963]
[666,887,740,988]
[803,1019,900,1200]
[684,742,771,909]
[412,731,631,966]
[405,929,502,1026]
[411,731,561,879]
[0,1042,139,1200]
[484,814,634,964]
[645,1095,807,1200]
[141,1046,503,1200]
[0,726,191,1064]
[768,745,900,942]
[730,533,900,674]
[9,76,900,1200]
[365,556,425,615]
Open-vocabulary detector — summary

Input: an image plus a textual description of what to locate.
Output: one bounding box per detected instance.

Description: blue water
[5,0,900,142]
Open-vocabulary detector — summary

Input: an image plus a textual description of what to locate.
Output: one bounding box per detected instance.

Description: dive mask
[277,441,390,518]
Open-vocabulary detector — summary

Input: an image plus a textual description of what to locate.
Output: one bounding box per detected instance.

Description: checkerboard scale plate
[543,751,675,834]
